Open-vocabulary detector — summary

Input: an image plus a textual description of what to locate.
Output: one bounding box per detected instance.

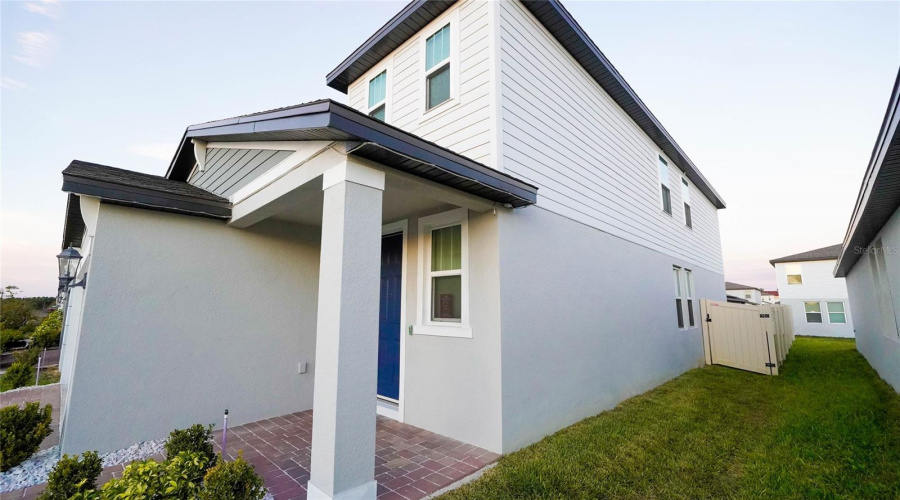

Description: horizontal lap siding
[499,0,723,274]
[188,148,294,198]
[347,0,494,167]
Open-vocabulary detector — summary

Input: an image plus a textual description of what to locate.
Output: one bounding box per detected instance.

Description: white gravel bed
[0,439,167,493]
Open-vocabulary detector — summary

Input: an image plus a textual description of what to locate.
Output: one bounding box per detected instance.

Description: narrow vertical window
[804,301,822,323]
[368,70,387,121]
[425,24,451,110]
[673,266,684,328]
[869,240,899,338]
[685,269,695,327]
[682,178,692,228]
[430,224,462,322]
[659,157,672,215]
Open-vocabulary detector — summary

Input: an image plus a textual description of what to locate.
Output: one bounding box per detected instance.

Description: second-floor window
[682,178,692,228]
[786,263,802,284]
[658,156,672,215]
[425,24,451,110]
[368,70,387,121]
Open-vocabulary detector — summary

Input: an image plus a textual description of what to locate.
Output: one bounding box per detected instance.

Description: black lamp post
[57,246,86,290]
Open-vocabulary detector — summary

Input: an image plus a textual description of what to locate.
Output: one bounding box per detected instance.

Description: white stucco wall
[497,205,725,453]
[61,204,321,454]
[774,260,854,337]
[845,207,900,392]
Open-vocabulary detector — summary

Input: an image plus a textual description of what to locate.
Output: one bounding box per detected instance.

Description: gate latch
[705,314,712,323]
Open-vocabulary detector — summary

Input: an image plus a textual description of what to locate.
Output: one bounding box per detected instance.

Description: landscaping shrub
[200,453,266,500]
[0,402,53,471]
[1,361,35,391]
[32,311,62,349]
[38,451,102,500]
[71,452,211,500]
[14,347,40,367]
[165,423,217,470]
[0,329,25,351]
[0,297,34,331]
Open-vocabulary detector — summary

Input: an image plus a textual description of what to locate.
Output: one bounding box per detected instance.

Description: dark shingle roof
[769,244,843,266]
[725,281,763,291]
[64,160,228,204]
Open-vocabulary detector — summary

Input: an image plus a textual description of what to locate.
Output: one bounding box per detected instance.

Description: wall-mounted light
[57,246,87,290]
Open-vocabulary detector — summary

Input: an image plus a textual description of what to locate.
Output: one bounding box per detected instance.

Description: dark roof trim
[325,0,725,209]
[725,281,763,292]
[168,100,538,208]
[835,68,900,277]
[63,161,231,219]
[61,193,86,250]
[770,244,843,267]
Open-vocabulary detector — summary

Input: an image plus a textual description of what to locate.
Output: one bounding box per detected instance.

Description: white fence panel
[701,299,795,376]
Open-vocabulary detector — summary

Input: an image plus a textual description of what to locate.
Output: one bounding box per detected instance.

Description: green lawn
[443,337,900,499]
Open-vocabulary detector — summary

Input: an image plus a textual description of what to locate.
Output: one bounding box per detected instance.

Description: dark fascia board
[62,173,231,219]
[835,69,900,277]
[324,0,726,209]
[169,100,538,207]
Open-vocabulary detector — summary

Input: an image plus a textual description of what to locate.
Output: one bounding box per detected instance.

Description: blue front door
[377,232,403,400]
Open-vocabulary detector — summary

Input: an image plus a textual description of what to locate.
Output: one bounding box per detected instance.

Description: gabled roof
[166,99,538,208]
[725,281,763,292]
[835,69,900,277]
[325,0,726,210]
[63,160,231,219]
[770,244,843,267]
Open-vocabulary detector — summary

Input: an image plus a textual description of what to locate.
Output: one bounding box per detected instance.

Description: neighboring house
[54,1,727,498]
[725,281,763,304]
[760,290,779,304]
[835,69,900,393]
[770,244,854,338]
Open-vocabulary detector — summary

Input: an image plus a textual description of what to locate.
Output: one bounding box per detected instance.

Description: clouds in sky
[24,0,62,21]
[13,31,58,67]
[1,77,29,90]
[129,143,177,162]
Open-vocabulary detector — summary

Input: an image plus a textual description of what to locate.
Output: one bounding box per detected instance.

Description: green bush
[0,298,34,331]
[1,329,25,351]
[32,311,62,349]
[1,362,35,391]
[71,452,210,500]
[166,423,217,470]
[0,402,53,471]
[14,347,40,367]
[38,451,102,500]
[200,453,266,500]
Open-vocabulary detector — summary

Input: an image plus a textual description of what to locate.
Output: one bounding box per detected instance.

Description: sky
[1,0,898,297]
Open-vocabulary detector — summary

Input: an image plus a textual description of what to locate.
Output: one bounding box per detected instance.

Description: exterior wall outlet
[298,362,308,374]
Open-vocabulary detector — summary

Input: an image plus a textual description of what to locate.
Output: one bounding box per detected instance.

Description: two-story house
[835,69,900,393]
[770,244,854,338]
[725,282,763,304]
[55,1,727,499]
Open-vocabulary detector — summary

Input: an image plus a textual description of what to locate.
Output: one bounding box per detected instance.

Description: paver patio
[3,384,498,500]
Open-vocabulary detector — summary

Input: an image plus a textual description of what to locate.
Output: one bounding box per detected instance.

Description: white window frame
[785,263,802,285]
[681,177,692,228]
[658,156,672,215]
[825,301,847,324]
[419,8,460,120]
[365,61,392,122]
[685,269,695,328]
[414,208,471,338]
[673,266,685,329]
[804,301,823,323]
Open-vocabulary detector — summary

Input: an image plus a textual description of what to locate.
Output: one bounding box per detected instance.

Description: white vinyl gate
[700,300,795,375]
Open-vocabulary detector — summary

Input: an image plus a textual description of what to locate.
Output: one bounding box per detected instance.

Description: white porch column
[308,157,385,500]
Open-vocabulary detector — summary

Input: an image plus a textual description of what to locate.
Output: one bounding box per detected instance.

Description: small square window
[785,264,802,285]
[804,301,822,323]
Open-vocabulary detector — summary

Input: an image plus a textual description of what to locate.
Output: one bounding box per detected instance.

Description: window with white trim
[804,301,822,323]
[826,302,846,324]
[659,157,672,215]
[424,24,452,111]
[368,70,387,121]
[685,269,695,327]
[673,266,684,328]
[682,178,692,228]
[416,208,470,338]
[869,239,899,338]
[786,263,802,285]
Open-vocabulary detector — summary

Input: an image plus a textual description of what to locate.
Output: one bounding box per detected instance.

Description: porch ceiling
[166,100,538,208]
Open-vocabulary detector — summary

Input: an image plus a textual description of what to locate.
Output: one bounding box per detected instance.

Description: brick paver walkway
[0,383,61,450]
[4,401,498,500]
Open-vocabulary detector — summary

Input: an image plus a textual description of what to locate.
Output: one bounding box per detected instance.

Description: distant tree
[0,297,33,331]
[1,286,20,300]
